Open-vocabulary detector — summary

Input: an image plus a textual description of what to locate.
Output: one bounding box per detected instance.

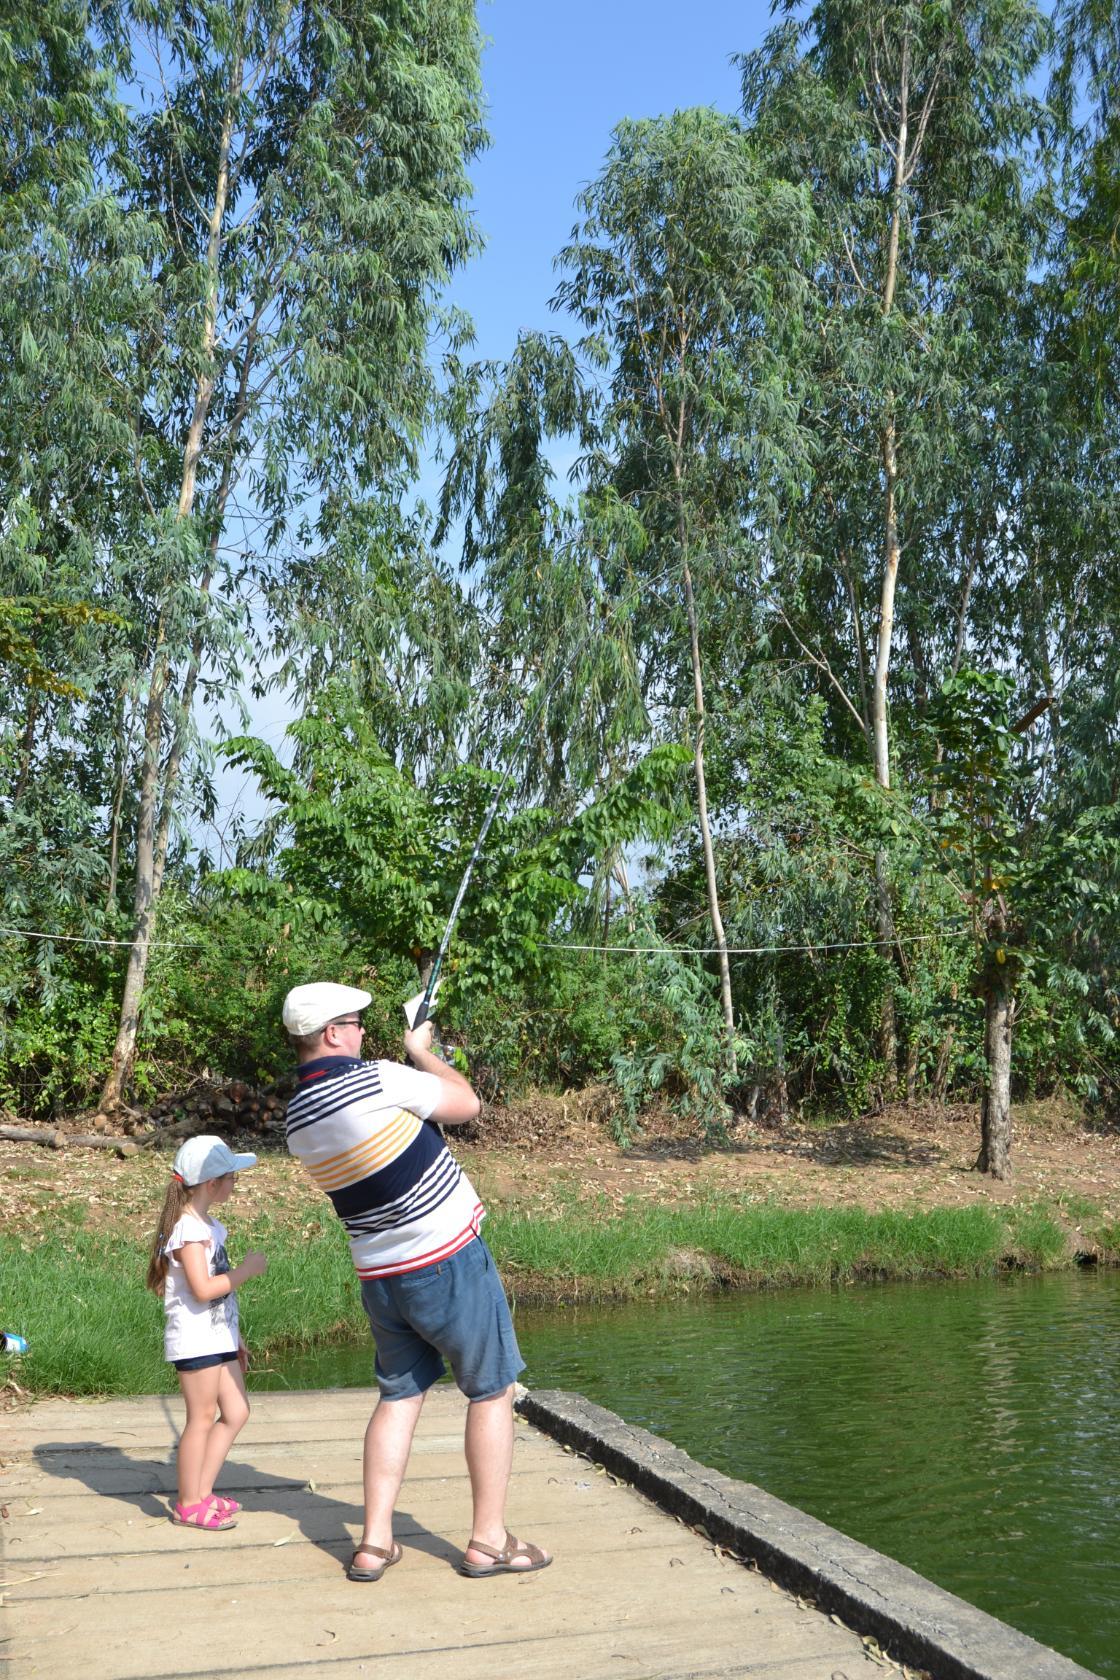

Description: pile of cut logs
[0,1081,290,1156]
[147,1080,290,1139]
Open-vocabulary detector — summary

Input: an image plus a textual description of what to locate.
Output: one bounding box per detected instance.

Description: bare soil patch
[461,1092,1120,1229]
[1,1092,1117,1245]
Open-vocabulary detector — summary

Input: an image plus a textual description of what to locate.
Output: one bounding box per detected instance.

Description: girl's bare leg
[199,1362,250,1501]
[176,1365,222,1506]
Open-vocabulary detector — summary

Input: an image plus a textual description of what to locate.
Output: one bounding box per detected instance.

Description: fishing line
[0,924,204,949]
[540,930,972,958]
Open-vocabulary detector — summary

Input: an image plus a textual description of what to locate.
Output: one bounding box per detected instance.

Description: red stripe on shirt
[354,1207,485,1279]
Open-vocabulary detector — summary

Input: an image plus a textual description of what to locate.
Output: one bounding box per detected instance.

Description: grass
[489,1200,1078,1296]
[3,1196,1108,1397]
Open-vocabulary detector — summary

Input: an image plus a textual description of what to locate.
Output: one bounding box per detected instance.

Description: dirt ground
[465,1091,1120,1229]
[1,1091,1118,1243]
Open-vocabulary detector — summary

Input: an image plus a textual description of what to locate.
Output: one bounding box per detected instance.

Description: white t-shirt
[162,1211,239,1362]
[284,1055,484,1278]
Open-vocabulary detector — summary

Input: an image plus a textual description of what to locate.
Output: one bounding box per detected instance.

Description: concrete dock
[0,1387,1102,1680]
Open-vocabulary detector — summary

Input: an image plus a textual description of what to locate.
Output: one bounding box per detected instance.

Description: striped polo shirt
[284,1054,484,1279]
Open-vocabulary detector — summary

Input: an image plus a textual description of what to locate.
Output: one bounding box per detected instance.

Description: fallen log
[0,1125,138,1156]
[0,1125,62,1147]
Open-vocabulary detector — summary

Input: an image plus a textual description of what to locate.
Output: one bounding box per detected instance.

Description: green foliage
[0,595,120,698]
[0,960,121,1117]
[5,0,1120,1140]
[220,679,689,1012]
[923,667,1120,1074]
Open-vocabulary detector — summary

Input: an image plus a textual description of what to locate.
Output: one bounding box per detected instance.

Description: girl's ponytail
[146,1175,190,1294]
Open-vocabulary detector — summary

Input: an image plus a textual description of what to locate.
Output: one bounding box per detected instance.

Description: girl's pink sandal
[171,1498,236,1530]
[208,1496,242,1515]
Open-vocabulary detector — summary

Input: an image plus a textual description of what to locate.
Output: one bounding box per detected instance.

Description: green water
[257,1269,1120,1679]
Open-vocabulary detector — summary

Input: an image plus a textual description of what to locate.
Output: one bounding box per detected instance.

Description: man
[281,980,551,1582]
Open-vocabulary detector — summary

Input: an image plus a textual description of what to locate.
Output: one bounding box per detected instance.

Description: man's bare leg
[355,1391,426,1564]
[462,1384,551,1570]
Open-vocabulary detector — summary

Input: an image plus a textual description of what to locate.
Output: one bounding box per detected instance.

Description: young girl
[146,1134,268,1530]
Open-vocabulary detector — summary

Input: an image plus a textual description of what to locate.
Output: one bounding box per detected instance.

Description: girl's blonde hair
[146,1176,191,1295]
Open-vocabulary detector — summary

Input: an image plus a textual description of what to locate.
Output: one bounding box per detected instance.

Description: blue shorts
[359,1236,524,1402]
[173,1350,238,1372]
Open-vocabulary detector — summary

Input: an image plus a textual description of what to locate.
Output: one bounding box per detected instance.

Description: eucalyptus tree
[262,497,482,788]
[435,325,657,985]
[91,0,484,1104]
[437,330,644,804]
[552,108,816,1074]
[740,0,1051,1078]
[1042,0,1120,807]
[440,111,816,1079]
[0,0,162,991]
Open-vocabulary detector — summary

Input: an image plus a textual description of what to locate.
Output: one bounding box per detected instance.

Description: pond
[255,1268,1120,1680]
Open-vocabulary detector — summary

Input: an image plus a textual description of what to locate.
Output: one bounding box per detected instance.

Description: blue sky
[447,1,771,363]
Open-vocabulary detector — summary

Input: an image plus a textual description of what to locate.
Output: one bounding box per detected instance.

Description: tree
[90,0,485,1103]
[220,680,688,1010]
[741,0,1051,1082]
[0,0,161,990]
[924,670,1118,1178]
[439,110,817,1079]
[554,109,819,1076]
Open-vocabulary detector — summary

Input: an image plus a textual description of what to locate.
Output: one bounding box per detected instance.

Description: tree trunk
[101,61,241,1108]
[680,556,737,1077]
[869,55,909,1085]
[101,650,166,1105]
[106,687,133,908]
[872,414,901,1076]
[611,851,635,933]
[975,984,1013,1180]
[904,1034,919,1103]
[932,991,956,1100]
[871,417,901,792]
[874,850,897,1075]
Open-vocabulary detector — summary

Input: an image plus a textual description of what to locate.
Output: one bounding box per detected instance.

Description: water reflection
[257,1269,1119,1679]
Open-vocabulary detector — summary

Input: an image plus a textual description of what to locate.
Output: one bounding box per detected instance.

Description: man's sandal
[346,1539,402,1583]
[171,1498,236,1531]
[458,1531,552,1577]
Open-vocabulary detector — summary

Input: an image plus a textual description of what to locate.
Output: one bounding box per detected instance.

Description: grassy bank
[4,1198,1116,1398]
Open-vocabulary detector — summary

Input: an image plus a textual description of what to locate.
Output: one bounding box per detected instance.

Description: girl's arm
[176,1242,267,1303]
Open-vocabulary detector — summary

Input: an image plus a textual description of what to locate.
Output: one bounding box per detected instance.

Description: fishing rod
[405,552,681,1035]
[406,600,601,1033]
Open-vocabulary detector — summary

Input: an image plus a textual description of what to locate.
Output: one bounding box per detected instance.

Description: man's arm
[401,1020,481,1124]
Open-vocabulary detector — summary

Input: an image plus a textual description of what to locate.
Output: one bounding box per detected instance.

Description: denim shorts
[359,1236,524,1402]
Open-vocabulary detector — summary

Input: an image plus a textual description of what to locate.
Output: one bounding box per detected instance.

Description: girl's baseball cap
[173,1135,258,1187]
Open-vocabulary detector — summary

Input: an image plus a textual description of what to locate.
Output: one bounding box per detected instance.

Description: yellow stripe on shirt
[303,1109,422,1192]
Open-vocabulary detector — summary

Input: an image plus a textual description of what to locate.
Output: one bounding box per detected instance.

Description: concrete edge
[515,1387,1102,1680]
